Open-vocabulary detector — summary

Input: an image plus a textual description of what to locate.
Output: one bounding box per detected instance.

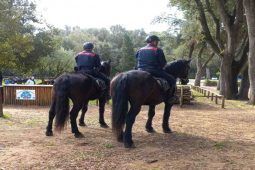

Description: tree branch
[215,0,231,31]
[188,39,197,59]
[194,0,222,56]
[198,42,206,60]
[205,0,224,50]
[202,52,215,68]
[234,0,244,26]
[236,38,249,70]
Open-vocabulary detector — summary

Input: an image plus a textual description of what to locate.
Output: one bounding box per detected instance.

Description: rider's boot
[166,87,178,104]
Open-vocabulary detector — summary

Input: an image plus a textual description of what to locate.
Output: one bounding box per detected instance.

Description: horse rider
[135,35,177,103]
[75,42,110,100]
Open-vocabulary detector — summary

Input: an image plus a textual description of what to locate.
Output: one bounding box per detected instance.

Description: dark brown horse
[46,60,111,138]
[111,59,190,148]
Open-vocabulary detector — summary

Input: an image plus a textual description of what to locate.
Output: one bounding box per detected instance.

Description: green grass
[1,113,12,119]
[103,143,115,149]
[24,119,39,126]
[213,142,226,150]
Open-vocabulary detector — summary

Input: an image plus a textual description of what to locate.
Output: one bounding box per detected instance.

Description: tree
[243,0,255,104]
[194,42,215,86]
[168,0,248,99]
[34,48,75,78]
[0,0,39,75]
[119,34,135,71]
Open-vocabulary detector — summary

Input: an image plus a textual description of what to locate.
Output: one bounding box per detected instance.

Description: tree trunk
[217,76,220,90]
[237,65,250,100]
[0,71,3,117]
[220,56,236,99]
[194,44,206,86]
[194,56,205,86]
[194,67,205,86]
[206,67,211,79]
[244,0,255,104]
[231,66,239,98]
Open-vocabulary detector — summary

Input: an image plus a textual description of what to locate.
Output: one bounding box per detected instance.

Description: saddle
[76,69,106,90]
[95,78,106,90]
[154,77,170,92]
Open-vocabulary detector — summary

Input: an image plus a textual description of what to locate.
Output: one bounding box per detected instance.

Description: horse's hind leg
[79,102,88,126]
[145,105,156,133]
[70,103,83,138]
[124,104,141,148]
[46,98,56,136]
[162,102,174,133]
[99,98,109,128]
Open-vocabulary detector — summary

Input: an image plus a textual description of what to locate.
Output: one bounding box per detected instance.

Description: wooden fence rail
[191,85,225,108]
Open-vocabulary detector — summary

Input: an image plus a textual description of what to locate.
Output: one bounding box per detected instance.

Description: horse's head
[164,59,191,85]
[100,60,111,77]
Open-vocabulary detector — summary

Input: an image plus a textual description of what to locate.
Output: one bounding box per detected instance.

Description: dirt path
[0,99,254,169]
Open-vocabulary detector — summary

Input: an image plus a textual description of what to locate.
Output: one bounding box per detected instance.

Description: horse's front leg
[162,102,174,133]
[145,105,156,133]
[79,101,88,126]
[99,98,109,128]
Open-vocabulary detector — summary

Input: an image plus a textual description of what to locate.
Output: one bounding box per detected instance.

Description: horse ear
[108,59,111,64]
[186,59,191,64]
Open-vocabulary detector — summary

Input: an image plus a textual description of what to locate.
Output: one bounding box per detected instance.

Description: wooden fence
[191,85,225,108]
[2,84,192,107]
[3,85,53,106]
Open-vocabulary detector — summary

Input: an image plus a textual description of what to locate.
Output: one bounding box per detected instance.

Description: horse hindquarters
[54,80,70,132]
[111,74,129,142]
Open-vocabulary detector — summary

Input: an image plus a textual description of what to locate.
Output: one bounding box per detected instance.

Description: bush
[204,79,218,86]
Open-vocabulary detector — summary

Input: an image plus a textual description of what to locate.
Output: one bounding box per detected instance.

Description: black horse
[111,59,190,148]
[46,60,111,138]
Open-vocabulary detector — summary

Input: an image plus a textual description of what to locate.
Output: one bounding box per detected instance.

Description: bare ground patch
[0,100,254,169]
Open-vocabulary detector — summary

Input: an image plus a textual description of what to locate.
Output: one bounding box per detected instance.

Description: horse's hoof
[146,127,156,133]
[100,123,109,128]
[117,137,123,143]
[79,122,86,127]
[45,131,53,136]
[74,132,85,138]
[124,142,136,148]
[163,128,173,133]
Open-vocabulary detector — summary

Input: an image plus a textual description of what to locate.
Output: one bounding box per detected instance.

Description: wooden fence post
[180,86,183,107]
[0,86,3,117]
[207,91,210,98]
[221,96,225,108]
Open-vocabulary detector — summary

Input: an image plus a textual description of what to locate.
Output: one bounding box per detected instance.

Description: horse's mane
[164,59,187,75]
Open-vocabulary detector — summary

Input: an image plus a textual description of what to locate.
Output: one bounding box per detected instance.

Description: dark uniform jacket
[135,44,167,70]
[75,51,101,70]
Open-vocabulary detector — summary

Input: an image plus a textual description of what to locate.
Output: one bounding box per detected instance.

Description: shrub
[204,79,218,86]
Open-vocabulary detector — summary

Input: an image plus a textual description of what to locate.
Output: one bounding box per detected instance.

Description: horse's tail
[111,74,129,140]
[54,76,70,132]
